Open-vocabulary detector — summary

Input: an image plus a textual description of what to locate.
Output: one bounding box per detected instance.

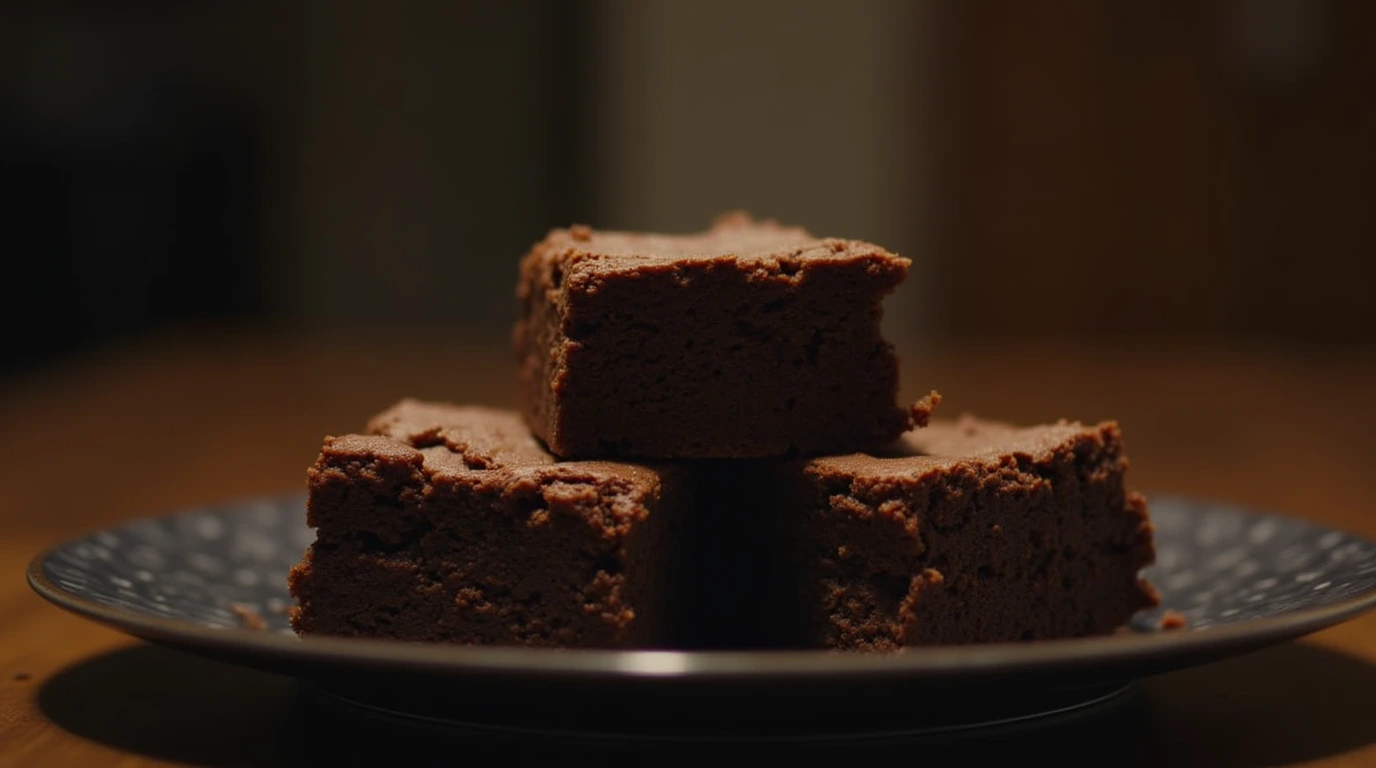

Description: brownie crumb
[908,390,942,428]
[1159,610,1188,630]
[11,670,31,682]
[569,224,592,242]
[712,210,759,228]
[230,603,267,631]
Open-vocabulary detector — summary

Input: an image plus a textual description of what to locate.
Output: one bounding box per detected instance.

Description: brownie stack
[288,213,1160,651]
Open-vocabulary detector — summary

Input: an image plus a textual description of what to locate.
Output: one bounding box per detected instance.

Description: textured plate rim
[26,494,1376,682]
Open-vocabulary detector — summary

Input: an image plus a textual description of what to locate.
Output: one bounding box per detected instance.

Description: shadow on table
[36,643,308,767]
[37,640,1376,767]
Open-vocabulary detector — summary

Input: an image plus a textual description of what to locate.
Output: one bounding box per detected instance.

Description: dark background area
[2,0,1373,378]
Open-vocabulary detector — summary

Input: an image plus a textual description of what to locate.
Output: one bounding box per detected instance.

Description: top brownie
[514,213,928,459]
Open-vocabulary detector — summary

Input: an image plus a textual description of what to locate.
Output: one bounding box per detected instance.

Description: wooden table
[4,330,1375,766]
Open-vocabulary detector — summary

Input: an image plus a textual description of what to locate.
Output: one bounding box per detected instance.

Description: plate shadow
[35,640,1376,767]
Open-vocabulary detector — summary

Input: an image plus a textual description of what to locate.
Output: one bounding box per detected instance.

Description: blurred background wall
[3,0,1373,377]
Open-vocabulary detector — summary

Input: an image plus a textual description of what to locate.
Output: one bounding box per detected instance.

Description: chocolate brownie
[761,416,1160,649]
[513,212,930,459]
[287,399,693,649]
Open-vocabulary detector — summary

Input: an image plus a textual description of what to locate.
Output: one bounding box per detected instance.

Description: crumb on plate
[1159,610,1188,631]
[229,603,267,631]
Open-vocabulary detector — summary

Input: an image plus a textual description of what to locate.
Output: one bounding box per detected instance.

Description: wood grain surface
[3,330,1375,766]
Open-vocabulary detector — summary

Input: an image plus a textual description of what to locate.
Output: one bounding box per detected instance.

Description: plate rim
[26,493,1376,682]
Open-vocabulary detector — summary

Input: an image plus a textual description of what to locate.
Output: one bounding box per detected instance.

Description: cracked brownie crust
[287,400,691,648]
[767,416,1160,649]
[513,212,919,459]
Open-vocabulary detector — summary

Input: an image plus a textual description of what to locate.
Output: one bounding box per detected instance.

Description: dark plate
[27,493,1376,743]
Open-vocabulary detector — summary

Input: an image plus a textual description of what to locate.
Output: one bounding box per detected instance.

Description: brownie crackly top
[811,416,1111,477]
[316,399,665,537]
[365,399,657,479]
[529,211,911,273]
